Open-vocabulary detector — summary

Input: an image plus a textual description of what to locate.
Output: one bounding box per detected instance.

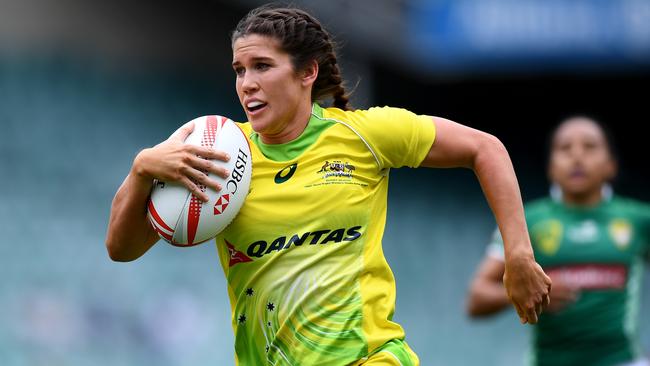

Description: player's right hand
[503,253,552,324]
[131,121,231,202]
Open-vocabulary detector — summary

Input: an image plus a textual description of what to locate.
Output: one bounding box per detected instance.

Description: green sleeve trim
[368,339,417,366]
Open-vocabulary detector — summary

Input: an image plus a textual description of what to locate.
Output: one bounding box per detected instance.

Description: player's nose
[241,73,259,93]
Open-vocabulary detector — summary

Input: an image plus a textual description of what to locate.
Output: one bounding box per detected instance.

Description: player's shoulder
[609,195,650,217]
[321,105,418,125]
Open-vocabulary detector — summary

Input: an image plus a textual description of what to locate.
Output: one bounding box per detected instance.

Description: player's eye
[557,142,571,152]
[234,67,245,77]
[583,141,598,151]
[255,63,270,71]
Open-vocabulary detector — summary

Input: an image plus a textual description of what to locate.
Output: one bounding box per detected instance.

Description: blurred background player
[466,116,650,366]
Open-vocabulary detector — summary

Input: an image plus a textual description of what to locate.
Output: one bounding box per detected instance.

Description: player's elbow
[469,132,510,173]
[106,242,127,262]
[466,298,492,318]
[479,133,508,159]
[105,236,137,262]
[466,281,501,318]
[466,288,485,318]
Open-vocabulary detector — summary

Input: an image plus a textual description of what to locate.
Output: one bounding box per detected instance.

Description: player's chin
[561,180,598,196]
[248,118,272,134]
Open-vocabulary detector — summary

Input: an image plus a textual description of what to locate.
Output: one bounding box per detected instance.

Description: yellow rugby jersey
[215,103,435,365]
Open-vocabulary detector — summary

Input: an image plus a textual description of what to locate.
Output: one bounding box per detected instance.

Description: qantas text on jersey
[240,226,363,259]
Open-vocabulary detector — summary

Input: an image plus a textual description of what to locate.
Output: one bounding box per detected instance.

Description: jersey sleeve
[347,107,436,169]
[486,227,505,262]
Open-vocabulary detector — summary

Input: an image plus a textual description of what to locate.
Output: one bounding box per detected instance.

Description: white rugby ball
[147,115,252,247]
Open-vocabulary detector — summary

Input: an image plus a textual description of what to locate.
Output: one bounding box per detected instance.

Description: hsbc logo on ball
[214,148,248,216]
[214,194,230,215]
[226,149,248,194]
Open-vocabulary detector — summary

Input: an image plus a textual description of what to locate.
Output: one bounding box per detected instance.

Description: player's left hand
[503,254,552,324]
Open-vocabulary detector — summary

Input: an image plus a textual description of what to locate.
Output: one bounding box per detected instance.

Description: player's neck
[259,100,313,145]
[562,188,603,208]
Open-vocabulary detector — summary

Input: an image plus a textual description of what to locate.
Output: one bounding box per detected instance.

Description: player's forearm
[105,164,159,262]
[467,279,511,317]
[471,136,534,261]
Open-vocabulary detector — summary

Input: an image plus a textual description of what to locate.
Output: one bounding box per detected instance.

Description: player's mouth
[245,99,268,116]
[568,168,588,180]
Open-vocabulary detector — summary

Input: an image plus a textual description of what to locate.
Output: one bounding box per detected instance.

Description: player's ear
[547,160,556,184]
[301,60,318,88]
[605,155,618,181]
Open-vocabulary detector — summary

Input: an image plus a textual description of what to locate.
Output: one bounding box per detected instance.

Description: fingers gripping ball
[147,116,252,246]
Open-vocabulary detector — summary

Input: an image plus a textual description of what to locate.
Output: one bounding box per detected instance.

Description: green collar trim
[250,103,334,162]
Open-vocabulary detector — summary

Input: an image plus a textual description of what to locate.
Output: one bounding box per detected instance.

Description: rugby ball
[147,115,252,247]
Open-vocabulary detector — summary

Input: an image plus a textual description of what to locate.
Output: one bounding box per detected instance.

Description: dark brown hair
[547,115,618,162]
[232,5,352,110]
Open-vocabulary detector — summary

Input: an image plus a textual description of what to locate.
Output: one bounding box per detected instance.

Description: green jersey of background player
[467,116,650,366]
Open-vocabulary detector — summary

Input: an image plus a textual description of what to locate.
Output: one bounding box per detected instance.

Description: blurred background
[1,0,649,364]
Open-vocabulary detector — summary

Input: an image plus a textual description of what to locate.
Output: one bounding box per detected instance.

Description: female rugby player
[467,116,650,366]
[107,6,551,365]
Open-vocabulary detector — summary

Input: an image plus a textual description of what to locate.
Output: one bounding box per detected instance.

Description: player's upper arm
[473,256,506,285]
[420,117,503,169]
[466,255,509,317]
[474,228,506,284]
[466,228,510,316]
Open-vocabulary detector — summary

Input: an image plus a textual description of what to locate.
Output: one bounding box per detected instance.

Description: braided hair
[232,5,352,111]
